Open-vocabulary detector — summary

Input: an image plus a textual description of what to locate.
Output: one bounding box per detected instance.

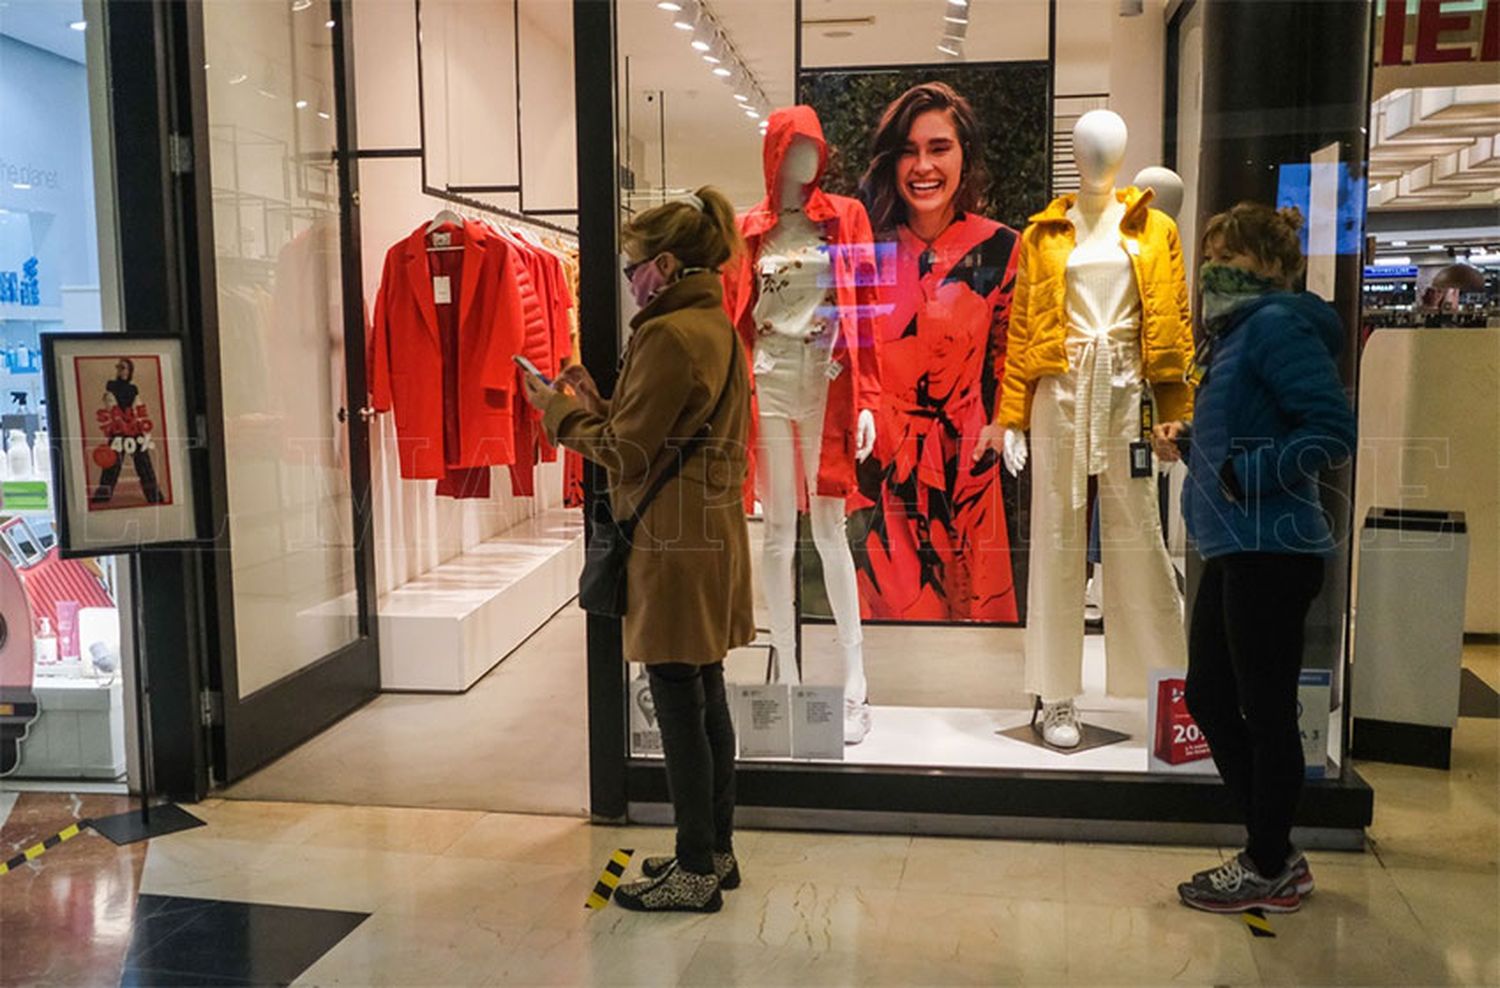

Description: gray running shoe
[1191,848,1314,897]
[615,863,722,913]
[1178,852,1302,914]
[640,851,740,889]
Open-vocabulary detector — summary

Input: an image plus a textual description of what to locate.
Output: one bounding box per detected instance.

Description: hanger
[425,209,466,251]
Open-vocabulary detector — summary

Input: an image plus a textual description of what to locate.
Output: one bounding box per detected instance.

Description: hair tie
[681,193,706,212]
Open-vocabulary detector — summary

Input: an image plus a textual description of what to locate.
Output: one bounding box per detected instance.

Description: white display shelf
[377,508,584,692]
[11,675,127,781]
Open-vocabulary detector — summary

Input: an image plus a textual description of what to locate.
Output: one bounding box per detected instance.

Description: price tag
[753,349,777,375]
[824,359,845,381]
[431,231,452,247]
[735,684,792,758]
[433,275,452,305]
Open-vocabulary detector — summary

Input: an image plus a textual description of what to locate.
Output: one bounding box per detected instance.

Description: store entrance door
[183,0,379,784]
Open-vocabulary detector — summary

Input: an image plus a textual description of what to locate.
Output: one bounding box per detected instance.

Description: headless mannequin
[755,136,874,733]
[1006,110,1185,748]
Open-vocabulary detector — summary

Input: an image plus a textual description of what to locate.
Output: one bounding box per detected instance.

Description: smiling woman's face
[896,109,963,230]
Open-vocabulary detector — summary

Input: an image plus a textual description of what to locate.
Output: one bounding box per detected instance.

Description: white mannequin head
[1072,110,1128,194]
[1133,165,1185,219]
[779,134,821,204]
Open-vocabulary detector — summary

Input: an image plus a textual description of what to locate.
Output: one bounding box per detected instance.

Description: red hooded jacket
[722,106,882,501]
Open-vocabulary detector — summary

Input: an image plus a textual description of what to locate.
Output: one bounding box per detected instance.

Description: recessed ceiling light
[317,110,331,120]
[713,66,731,76]
[745,109,760,119]
[657,1,684,9]
[1390,240,1408,247]
[325,19,335,28]
[295,99,309,109]
[68,19,86,30]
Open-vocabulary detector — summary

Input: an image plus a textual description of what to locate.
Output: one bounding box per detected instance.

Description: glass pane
[201,0,357,698]
[0,0,130,781]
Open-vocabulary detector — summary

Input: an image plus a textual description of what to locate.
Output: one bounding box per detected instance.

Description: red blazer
[722,105,882,501]
[369,220,526,479]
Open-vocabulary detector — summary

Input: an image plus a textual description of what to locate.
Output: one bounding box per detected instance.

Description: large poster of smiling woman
[798,64,1050,625]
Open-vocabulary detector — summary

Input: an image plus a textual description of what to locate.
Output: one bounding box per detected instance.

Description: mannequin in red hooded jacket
[722,106,882,746]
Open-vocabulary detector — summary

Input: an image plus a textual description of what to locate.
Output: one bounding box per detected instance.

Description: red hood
[762,105,829,216]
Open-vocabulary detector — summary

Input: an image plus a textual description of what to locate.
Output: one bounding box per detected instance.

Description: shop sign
[1365,264,1420,279]
[1378,0,1499,65]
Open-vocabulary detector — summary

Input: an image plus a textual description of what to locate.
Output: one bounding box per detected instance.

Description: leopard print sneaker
[640,852,741,890]
[614,863,722,913]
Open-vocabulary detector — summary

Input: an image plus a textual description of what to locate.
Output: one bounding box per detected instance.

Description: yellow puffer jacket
[995,187,1195,431]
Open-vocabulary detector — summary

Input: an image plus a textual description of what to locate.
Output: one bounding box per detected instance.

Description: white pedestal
[378,509,584,692]
[12,675,127,780]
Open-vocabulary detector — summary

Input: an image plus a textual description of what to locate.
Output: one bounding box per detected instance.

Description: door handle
[337,407,381,424]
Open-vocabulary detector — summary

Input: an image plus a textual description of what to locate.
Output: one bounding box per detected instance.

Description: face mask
[627,256,670,309]
[1199,262,1279,329]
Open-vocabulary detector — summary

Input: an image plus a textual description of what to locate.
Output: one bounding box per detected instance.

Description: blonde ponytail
[622,185,743,272]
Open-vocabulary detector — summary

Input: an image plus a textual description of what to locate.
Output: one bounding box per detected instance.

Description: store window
[610,0,1357,795]
[0,0,130,781]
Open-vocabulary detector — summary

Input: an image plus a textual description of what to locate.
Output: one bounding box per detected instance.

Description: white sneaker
[1041,699,1082,748]
[1084,575,1103,624]
[844,699,872,745]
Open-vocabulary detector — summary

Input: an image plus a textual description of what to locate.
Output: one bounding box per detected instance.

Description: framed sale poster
[42,334,200,555]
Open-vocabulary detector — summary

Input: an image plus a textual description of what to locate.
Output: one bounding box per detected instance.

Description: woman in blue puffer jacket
[1153,202,1356,916]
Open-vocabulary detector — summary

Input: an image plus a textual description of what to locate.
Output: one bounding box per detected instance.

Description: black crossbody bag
[577,341,739,618]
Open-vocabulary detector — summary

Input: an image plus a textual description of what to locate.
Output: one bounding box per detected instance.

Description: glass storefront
[0,0,130,782]
[587,0,1375,838]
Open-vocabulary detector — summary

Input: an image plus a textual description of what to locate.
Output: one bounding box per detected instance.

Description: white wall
[1110,0,1168,190]
[352,1,572,597]
[1355,329,1500,635]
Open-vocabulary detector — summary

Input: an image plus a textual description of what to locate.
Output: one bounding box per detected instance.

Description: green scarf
[1191,263,1280,387]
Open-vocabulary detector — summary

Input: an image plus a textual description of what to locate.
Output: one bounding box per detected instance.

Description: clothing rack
[426,186,578,241]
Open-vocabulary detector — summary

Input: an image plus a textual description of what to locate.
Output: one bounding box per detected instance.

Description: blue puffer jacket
[1182,291,1357,558]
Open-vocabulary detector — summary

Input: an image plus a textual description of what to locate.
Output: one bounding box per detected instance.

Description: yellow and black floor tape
[1242,907,1276,938]
[0,820,90,876]
[584,848,635,910]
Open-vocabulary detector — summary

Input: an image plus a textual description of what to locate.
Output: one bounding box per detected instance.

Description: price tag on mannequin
[824,359,844,382]
[1130,389,1154,479]
[432,276,452,305]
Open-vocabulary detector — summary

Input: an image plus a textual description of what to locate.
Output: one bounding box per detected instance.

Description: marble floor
[2,673,1497,986]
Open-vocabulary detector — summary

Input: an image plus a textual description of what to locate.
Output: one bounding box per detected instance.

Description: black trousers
[1186,552,1325,878]
[647,661,736,876]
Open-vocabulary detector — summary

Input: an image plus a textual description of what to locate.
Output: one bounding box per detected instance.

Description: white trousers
[1024,372,1186,701]
[757,413,867,701]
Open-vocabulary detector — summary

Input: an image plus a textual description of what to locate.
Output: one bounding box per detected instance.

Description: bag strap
[619,336,740,537]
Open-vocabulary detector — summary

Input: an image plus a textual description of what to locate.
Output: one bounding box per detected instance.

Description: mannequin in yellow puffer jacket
[975,109,1193,750]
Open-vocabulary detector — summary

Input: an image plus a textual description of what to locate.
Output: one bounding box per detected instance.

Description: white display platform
[12,675,127,780]
[378,509,584,692]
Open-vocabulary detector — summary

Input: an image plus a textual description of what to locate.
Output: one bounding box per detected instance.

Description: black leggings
[647,661,736,876]
[1186,552,1325,878]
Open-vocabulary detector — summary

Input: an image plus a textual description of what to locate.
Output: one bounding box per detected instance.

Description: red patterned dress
[857,213,1021,622]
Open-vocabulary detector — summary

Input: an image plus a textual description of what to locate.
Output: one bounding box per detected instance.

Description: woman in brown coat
[522,187,754,913]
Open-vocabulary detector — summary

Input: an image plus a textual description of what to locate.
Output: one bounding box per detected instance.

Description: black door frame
[169,0,382,786]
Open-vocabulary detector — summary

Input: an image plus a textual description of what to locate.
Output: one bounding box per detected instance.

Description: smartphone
[512,354,551,386]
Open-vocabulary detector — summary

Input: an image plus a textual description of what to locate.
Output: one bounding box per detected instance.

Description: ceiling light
[12,183,32,190]
[745,109,760,119]
[672,1,699,30]
[937,43,961,56]
[691,25,715,52]
[291,0,312,10]
[703,52,721,64]
[295,99,309,109]
[657,0,684,9]
[944,14,968,24]
[949,0,969,6]
[713,66,732,77]
[1429,244,1446,251]
[318,109,331,120]
[229,72,248,85]
[1391,240,1408,247]
[325,18,335,28]
[68,19,86,30]
[1375,256,1412,265]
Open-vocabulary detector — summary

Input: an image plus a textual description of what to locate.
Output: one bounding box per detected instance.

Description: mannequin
[993,110,1190,748]
[724,106,882,745]
[1081,165,1187,625]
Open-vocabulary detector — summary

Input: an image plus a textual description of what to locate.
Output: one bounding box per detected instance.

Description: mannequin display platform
[982,110,1193,748]
[722,106,882,744]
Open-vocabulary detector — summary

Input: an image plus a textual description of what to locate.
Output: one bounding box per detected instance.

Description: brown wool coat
[543,272,755,665]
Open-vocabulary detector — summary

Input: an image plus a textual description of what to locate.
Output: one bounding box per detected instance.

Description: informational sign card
[1299,669,1334,780]
[790,686,844,761]
[735,684,791,758]
[1146,669,1218,776]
